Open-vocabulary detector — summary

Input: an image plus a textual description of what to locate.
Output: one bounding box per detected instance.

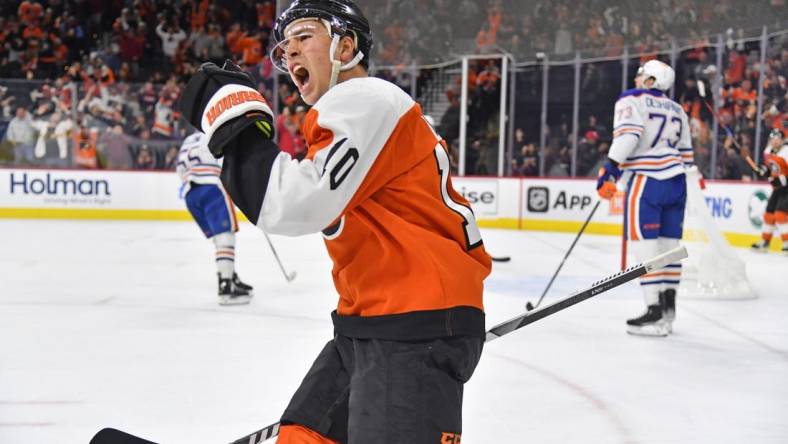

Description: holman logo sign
[9,172,111,197]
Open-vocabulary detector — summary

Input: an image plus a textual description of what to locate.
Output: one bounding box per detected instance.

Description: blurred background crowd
[0,0,785,180]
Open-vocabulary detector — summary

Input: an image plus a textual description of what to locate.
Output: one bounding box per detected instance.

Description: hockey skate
[659,289,676,333]
[218,275,253,306]
[626,305,669,337]
[232,273,254,295]
[751,238,770,252]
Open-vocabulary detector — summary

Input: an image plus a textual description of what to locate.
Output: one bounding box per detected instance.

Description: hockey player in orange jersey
[179,1,491,443]
[752,129,788,253]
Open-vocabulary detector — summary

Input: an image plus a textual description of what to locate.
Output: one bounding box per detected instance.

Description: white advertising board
[0,168,773,245]
[0,168,188,219]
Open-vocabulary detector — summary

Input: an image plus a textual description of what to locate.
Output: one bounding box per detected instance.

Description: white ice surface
[1,220,787,444]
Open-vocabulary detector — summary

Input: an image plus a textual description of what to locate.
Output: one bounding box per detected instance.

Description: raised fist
[180,61,274,157]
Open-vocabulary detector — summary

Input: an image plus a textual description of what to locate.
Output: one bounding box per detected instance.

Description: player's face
[634,66,657,89]
[279,19,334,105]
[634,72,651,89]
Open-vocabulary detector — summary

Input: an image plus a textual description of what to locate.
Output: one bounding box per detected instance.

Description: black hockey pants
[280,334,483,444]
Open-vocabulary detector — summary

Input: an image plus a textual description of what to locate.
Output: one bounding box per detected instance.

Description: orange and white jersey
[764,144,788,177]
[176,132,222,194]
[234,77,491,336]
[609,88,693,182]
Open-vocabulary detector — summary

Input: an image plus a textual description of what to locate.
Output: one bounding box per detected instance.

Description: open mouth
[292,65,310,91]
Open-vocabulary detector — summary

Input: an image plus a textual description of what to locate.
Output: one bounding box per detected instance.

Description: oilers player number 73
[596,60,694,337]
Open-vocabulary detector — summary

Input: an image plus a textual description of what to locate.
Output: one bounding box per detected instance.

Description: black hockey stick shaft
[526,200,600,310]
[489,245,686,341]
[262,231,296,282]
[90,428,157,444]
[90,247,687,444]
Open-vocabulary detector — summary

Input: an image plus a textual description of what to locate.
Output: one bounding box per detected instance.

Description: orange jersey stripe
[643,271,682,278]
[628,175,645,241]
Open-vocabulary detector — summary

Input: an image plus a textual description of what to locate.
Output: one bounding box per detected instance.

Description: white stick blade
[644,246,688,272]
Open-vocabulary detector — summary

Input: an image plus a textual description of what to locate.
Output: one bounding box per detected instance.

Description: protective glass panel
[401,60,463,174]
[575,58,624,177]
[672,40,719,178]
[543,63,574,177]
[464,58,504,177]
[510,62,544,177]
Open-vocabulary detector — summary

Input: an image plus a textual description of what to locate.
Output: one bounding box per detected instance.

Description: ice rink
[1,219,787,444]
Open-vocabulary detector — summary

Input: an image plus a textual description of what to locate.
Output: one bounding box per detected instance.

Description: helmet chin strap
[327,31,365,89]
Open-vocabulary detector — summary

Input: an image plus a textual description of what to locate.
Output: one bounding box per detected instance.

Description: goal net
[678,167,756,299]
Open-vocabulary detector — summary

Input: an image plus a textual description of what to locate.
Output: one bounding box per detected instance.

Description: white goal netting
[679,168,757,299]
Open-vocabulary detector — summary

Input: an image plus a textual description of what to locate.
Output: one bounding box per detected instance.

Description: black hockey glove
[180,60,274,158]
[770,174,787,188]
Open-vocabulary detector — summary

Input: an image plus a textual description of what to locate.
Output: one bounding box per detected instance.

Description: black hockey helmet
[271,0,373,72]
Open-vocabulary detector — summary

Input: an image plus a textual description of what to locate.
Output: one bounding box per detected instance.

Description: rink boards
[0,168,773,247]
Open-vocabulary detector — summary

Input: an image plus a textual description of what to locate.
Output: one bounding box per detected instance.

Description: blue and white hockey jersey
[176,132,222,195]
[608,88,694,181]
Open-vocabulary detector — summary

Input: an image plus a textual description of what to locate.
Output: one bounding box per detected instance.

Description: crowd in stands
[363,0,785,64]
[506,29,787,179]
[0,0,785,179]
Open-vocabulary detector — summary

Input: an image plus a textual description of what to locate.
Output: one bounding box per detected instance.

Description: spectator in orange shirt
[73,126,99,169]
[238,30,265,66]
[731,78,757,121]
[18,1,43,27]
[256,0,275,29]
[225,23,245,57]
[190,0,209,31]
[725,50,747,85]
[22,24,44,40]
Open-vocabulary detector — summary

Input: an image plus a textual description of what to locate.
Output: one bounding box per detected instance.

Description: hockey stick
[90,428,156,444]
[491,255,512,262]
[490,246,687,340]
[90,246,688,444]
[525,200,600,311]
[262,231,296,282]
